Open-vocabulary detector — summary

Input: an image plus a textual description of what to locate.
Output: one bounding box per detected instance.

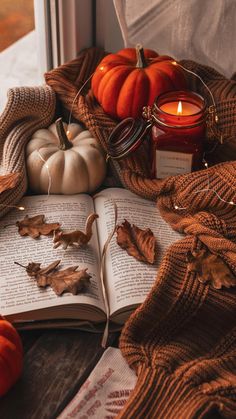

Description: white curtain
[114,0,236,78]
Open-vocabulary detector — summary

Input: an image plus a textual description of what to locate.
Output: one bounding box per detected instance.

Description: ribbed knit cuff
[117,365,225,419]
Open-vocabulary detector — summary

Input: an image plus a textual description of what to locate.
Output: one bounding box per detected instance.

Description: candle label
[155,150,193,178]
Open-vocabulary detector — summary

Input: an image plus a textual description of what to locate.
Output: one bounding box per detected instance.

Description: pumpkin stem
[136,44,147,68]
[55,118,73,150]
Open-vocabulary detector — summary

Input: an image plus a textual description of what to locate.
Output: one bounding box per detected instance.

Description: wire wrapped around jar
[107,118,152,160]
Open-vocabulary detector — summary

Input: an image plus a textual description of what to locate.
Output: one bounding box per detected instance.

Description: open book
[0,188,182,330]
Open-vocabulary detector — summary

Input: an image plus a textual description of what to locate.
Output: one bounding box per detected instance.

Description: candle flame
[177,101,182,115]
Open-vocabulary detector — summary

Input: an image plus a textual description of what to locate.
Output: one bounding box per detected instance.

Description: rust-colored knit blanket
[45,48,236,418]
[0,48,235,418]
[45,47,236,196]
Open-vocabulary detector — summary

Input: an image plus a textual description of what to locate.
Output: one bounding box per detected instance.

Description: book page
[94,188,183,315]
[58,347,137,419]
[0,195,105,319]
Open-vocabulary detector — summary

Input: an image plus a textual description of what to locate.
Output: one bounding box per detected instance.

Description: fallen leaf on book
[14,260,91,295]
[116,219,156,264]
[37,266,91,295]
[0,172,22,194]
[16,214,61,238]
[187,248,236,289]
[53,213,99,249]
[15,260,61,277]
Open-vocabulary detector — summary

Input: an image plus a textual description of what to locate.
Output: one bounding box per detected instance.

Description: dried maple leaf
[187,248,236,289]
[0,172,21,194]
[53,213,99,249]
[15,260,91,296]
[116,219,156,264]
[16,214,61,238]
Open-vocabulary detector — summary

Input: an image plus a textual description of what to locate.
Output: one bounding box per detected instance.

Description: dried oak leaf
[187,248,236,289]
[36,266,91,296]
[23,260,61,277]
[0,172,21,194]
[15,260,91,295]
[116,219,156,264]
[16,214,61,238]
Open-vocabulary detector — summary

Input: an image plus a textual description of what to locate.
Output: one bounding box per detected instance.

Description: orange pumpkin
[0,317,23,396]
[91,45,187,120]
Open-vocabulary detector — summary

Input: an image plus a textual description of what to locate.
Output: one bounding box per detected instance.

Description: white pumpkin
[26,118,106,194]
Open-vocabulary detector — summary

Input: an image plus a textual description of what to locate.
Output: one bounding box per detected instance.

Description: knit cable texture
[45,48,236,200]
[45,48,236,418]
[0,49,235,418]
[0,85,56,218]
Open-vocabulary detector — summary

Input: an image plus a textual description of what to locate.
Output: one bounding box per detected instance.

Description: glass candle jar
[151,90,206,178]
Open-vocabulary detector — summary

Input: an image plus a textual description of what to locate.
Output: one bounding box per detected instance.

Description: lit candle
[151,90,206,178]
[160,100,201,116]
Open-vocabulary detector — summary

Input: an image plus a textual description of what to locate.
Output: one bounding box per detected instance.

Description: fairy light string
[170,61,235,210]
[172,60,225,144]
[67,72,95,137]
[0,152,52,213]
[172,61,217,118]
[36,73,96,195]
[32,61,236,212]
[173,157,236,211]
[0,204,25,211]
[27,73,96,200]
[1,71,96,213]
[0,202,25,228]
[36,150,52,197]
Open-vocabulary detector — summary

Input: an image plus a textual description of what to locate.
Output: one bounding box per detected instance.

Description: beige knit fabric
[0,85,56,217]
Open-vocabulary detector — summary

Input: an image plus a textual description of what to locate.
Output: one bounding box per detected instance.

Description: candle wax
[160,101,201,116]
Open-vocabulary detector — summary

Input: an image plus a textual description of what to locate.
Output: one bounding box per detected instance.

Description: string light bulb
[174,204,187,210]
[174,157,236,210]
[66,130,72,140]
[0,204,25,211]
[170,62,235,210]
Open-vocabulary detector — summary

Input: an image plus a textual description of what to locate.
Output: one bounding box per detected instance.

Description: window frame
[34,0,123,75]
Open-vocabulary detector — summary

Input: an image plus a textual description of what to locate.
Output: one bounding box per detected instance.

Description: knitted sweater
[0,48,236,418]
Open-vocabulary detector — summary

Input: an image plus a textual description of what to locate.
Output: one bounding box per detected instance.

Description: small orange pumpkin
[0,317,23,396]
[91,44,187,120]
